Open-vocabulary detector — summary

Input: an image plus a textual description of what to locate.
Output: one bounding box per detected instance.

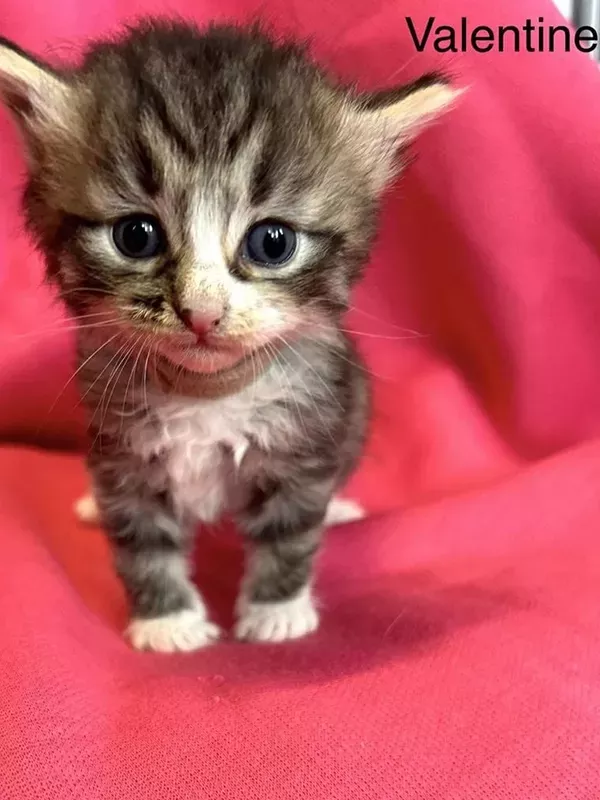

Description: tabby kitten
[0,21,458,652]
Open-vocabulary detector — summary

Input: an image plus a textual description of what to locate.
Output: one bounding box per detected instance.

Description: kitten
[0,21,459,652]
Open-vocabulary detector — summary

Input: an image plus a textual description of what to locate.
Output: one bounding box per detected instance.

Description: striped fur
[0,20,458,650]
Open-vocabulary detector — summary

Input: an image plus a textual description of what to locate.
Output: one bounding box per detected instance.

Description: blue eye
[112,215,165,259]
[244,221,297,266]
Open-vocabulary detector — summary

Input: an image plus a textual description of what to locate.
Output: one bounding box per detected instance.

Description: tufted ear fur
[358,74,462,140]
[0,38,74,154]
[347,74,463,190]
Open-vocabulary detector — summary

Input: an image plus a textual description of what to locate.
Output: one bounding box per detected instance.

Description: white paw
[235,588,319,643]
[74,493,100,525]
[324,497,365,527]
[127,609,221,653]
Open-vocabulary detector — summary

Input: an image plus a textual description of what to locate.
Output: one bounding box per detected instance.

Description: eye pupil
[123,220,151,253]
[245,221,296,267]
[263,227,286,260]
[113,215,164,259]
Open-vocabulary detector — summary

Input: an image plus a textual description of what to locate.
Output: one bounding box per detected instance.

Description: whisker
[347,304,425,337]
[305,335,392,383]
[250,342,258,409]
[275,334,337,445]
[339,329,427,341]
[79,338,136,405]
[46,331,121,415]
[59,287,119,296]
[151,344,159,397]
[304,316,428,341]
[279,333,344,412]
[1,318,119,342]
[91,337,140,452]
[89,340,133,426]
[142,344,153,410]
[267,340,311,446]
[119,333,147,440]
[60,310,116,321]
[305,298,427,338]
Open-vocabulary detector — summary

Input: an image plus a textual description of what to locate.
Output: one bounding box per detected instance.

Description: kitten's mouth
[156,333,260,375]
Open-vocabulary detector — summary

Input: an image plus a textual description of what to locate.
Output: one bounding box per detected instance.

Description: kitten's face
[0,23,459,374]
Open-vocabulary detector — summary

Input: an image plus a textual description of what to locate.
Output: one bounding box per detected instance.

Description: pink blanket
[1,0,600,797]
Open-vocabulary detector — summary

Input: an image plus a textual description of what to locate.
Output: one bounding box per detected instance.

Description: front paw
[234,588,319,643]
[127,609,221,653]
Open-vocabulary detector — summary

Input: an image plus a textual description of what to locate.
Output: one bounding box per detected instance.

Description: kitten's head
[0,21,459,373]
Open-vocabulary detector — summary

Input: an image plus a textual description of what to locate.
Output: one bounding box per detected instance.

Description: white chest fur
[126,372,293,522]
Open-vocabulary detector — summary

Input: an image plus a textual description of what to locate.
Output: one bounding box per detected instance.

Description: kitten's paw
[127,609,221,653]
[235,588,319,643]
[74,493,100,525]
[324,497,365,527]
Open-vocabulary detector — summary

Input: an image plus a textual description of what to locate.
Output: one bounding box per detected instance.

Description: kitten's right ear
[0,38,71,132]
[346,74,463,192]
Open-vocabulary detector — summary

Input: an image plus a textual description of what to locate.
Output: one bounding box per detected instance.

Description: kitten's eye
[112,215,165,259]
[243,221,297,266]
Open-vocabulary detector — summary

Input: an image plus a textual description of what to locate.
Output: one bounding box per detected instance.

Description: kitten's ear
[0,38,71,133]
[357,75,462,142]
[349,75,463,189]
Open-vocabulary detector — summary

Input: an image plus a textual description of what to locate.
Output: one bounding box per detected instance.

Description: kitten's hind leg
[74,492,100,525]
[324,496,364,527]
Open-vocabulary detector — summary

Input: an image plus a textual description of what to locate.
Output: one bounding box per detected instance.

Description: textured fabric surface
[1,0,600,797]
[1,444,600,799]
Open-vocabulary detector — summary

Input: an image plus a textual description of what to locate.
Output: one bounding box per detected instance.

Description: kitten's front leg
[90,451,220,653]
[234,475,332,642]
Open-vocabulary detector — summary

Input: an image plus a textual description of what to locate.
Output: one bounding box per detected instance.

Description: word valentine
[406,16,599,54]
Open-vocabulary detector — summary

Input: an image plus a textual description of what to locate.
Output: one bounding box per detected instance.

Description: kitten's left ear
[357,75,462,141]
[349,74,463,189]
[0,37,71,133]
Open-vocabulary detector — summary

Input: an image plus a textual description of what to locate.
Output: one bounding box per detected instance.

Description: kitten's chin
[155,336,256,375]
[158,343,244,375]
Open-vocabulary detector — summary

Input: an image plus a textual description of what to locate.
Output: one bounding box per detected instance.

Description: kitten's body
[0,21,458,651]
[81,331,366,525]
[79,325,367,646]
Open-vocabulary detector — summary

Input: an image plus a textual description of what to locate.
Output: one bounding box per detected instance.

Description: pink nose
[179,308,222,338]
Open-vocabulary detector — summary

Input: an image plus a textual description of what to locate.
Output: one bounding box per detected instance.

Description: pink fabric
[2,445,600,799]
[1,0,600,796]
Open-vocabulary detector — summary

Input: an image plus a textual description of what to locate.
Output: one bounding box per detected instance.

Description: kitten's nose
[179,307,223,338]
